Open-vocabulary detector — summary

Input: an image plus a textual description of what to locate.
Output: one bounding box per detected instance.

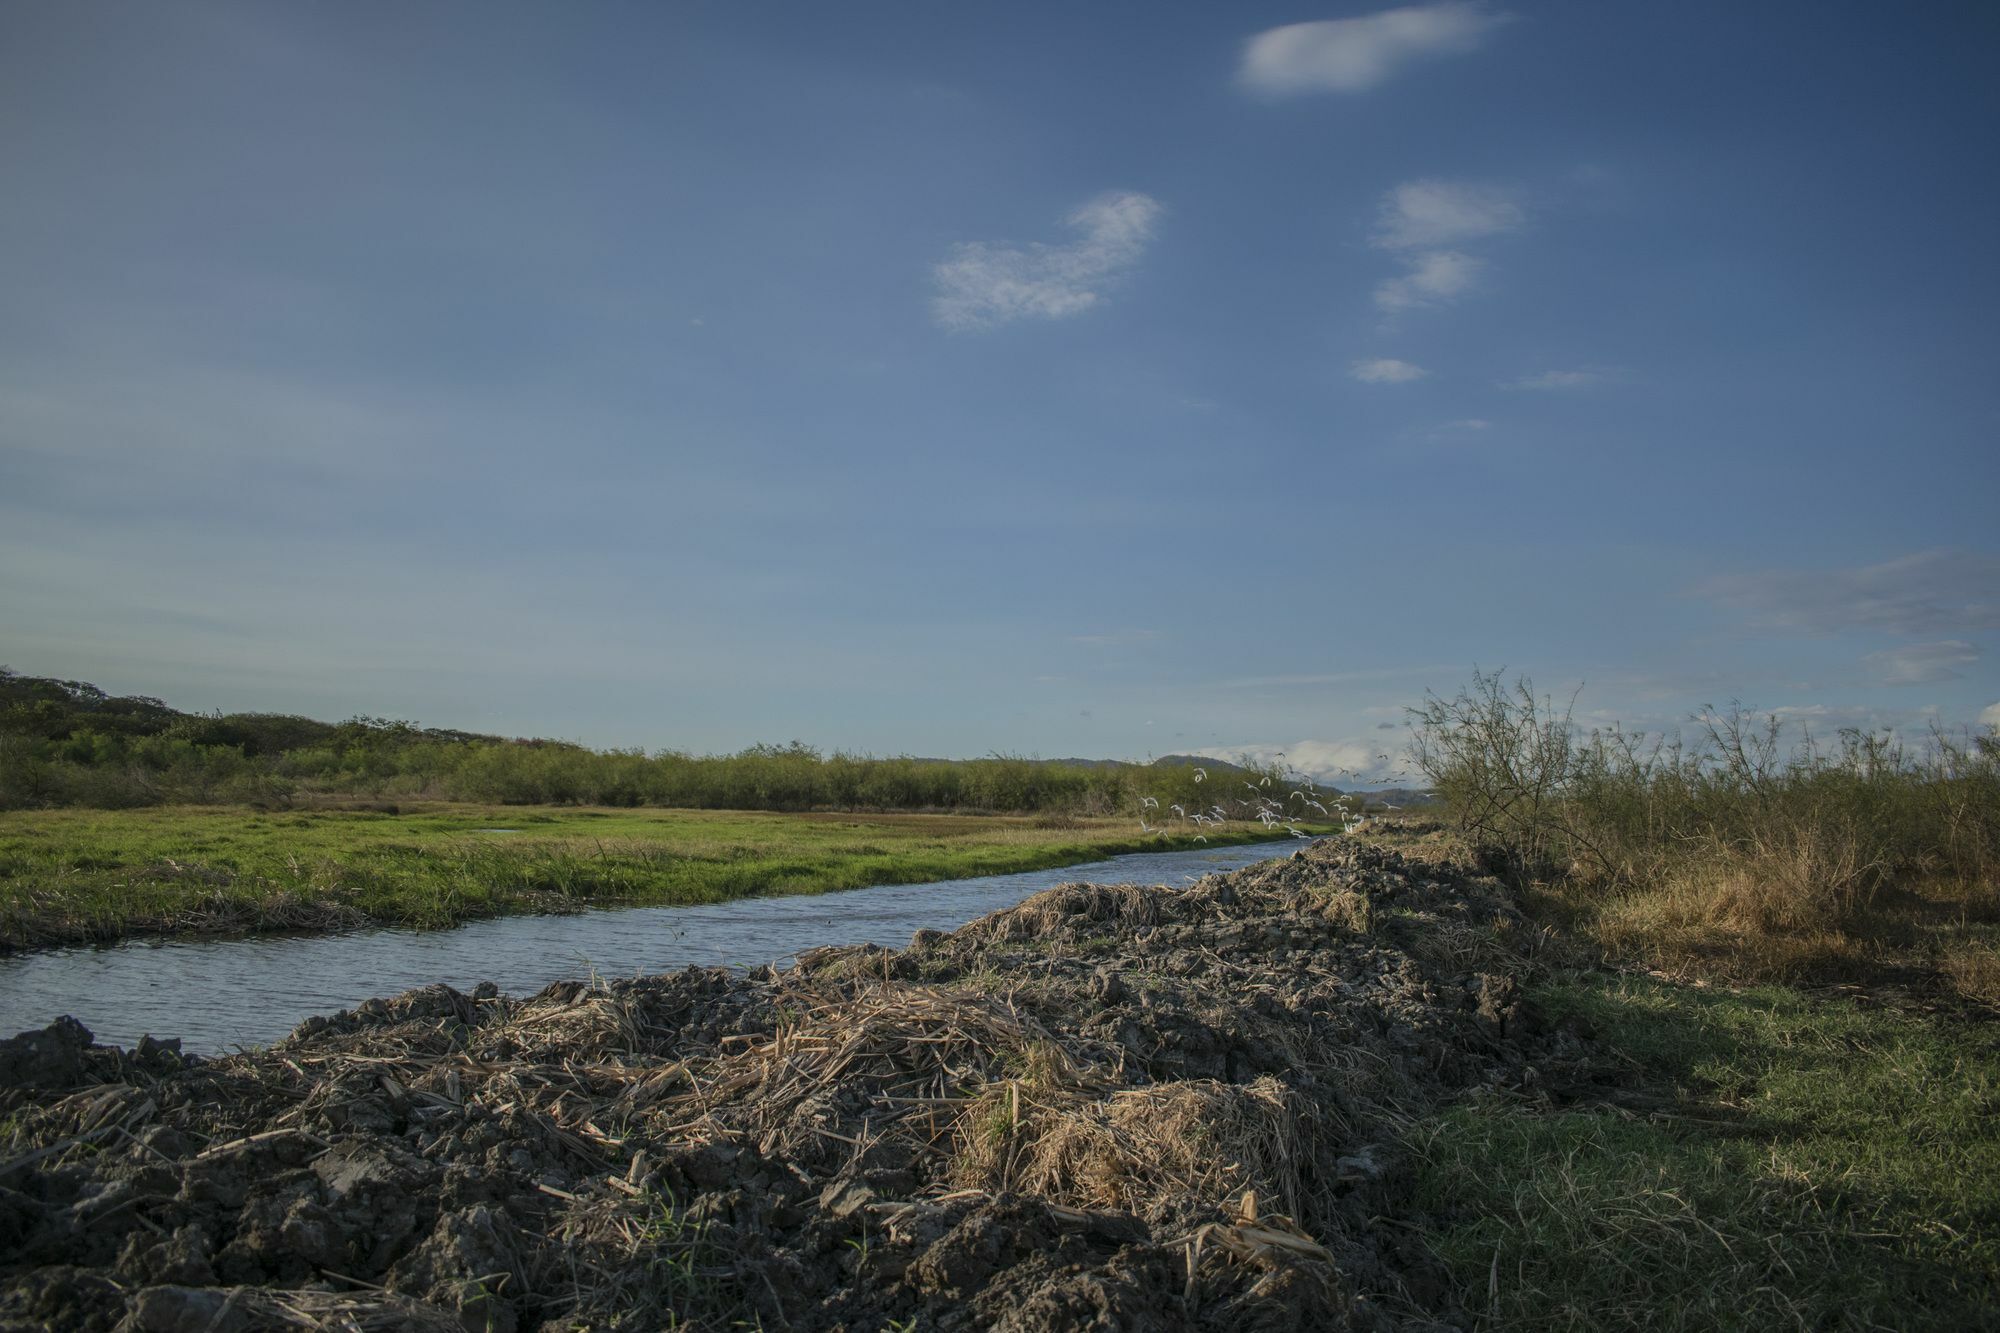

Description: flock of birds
[1134,749,1425,842]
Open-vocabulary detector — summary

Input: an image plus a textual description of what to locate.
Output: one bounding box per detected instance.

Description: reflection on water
[0,838,1311,1054]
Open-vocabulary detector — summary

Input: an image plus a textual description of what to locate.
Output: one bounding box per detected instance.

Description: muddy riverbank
[0,835,1631,1331]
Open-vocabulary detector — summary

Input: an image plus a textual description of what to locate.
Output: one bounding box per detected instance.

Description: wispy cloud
[1375,250,1483,311]
[1696,550,2000,636]
[1350,357,1428,383]
[1238,4,1510,97]
[1214,666,1454,689]
[1981,702,2000,731]
[1221,673,1370,690]
[1507,368,1622,390]
[1068,628,1161,647]
[1368,180,1521,314]
[1373,180,1524,250]
[932,192,1162,331]
[1693,701,1980,740]
[1862,639,1980,686]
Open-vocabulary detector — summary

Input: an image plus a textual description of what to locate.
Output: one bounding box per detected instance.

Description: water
[0,838,1312,1054]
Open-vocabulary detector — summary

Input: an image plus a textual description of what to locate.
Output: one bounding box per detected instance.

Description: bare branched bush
[1408,670,1594,877]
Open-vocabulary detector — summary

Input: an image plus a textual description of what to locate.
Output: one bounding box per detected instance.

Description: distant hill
[1151,753,1256,774]
[1029,754,1257,775]
[0,667,514,754]
[1364,787,1440,808]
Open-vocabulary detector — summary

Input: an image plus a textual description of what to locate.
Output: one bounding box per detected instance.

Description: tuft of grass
[1409,973,2000,1331]
[1939,937,2000,1006]
[553,1184,743,1331]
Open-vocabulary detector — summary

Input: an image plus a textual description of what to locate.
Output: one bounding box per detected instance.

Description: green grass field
[0,803,1308,951]
[1409,973,2000,1330]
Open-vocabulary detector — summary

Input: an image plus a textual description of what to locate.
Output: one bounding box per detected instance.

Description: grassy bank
[1409,972,2000,1330]
[0,804,1312,952]
[1386,671,1998,1326]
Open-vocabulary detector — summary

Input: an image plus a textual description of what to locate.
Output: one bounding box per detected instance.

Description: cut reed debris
[0,838,1555,1330]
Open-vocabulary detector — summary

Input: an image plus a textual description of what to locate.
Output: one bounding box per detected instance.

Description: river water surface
[0,837,1311,1054]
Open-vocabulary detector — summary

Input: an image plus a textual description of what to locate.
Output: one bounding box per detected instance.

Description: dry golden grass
[956,879,1170,945]
[952,1076,1322,1229]
[1544,849,1996,995]
[1939,938,2000,1005]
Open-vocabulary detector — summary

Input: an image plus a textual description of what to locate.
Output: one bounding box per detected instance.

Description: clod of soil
[0,839,1627,1331]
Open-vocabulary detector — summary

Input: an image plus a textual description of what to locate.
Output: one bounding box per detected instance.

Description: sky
[2,1,1996,782]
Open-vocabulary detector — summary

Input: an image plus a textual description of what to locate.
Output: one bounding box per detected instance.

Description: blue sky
[3,1,1995,779]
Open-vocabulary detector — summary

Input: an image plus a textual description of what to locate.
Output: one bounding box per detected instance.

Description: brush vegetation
[1409,670,2000,996]
[0,668,1261,817]
[0,804,1311,952]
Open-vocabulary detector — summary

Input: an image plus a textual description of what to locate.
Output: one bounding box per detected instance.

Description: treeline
[0,669,1288,816]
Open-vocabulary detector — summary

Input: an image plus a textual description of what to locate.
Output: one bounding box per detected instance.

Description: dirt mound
[0,839,1621,1331]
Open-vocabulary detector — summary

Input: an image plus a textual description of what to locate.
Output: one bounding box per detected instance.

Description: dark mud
[0,837,1630,1331]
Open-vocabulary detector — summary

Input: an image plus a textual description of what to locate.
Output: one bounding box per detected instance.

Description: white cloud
[1508,368,1618,390]
[1373,180,1524,250]
[1351,357,1428,383]
[1239,4,1509,96]
[1862,640,1980,686]
[1697,550,2000,636]
[1411,417,1494,444]
[932,192,1162,331]
[1980,702,2000,731]
[1366,181,1521,314]
[1375,249,1482,311]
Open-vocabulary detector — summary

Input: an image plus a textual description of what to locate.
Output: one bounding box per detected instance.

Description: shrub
[1409,672,2000,956]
